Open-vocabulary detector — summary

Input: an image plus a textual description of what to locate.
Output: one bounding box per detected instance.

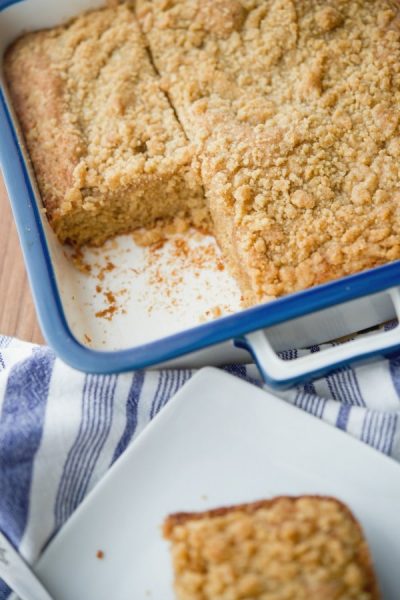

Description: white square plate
[27,368,400,599]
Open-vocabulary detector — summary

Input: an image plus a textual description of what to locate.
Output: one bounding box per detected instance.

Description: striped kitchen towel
[1,332,400,598]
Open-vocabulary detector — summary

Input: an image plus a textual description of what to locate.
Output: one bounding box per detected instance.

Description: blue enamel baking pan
[2,0,400,387]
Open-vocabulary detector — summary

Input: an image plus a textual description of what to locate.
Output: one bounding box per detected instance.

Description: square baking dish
[2,0,400,387]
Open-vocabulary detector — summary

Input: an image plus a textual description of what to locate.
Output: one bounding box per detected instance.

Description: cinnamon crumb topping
[137,0,400,302]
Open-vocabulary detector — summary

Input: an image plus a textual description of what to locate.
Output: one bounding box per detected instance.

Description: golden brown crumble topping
[137,0,400,301]
[164,496,380,599]
[4,4,207,246]
[5,0,400,302]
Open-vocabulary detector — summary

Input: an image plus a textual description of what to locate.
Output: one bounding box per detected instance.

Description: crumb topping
[5,0,400,301]
[137,0,400,299]
[164,496,379,599]
[5,4,206,246]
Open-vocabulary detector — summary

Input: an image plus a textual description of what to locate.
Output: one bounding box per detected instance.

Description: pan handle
[235,287,400,388]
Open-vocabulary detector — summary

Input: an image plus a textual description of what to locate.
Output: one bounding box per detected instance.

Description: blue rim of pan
[1,0,400,377]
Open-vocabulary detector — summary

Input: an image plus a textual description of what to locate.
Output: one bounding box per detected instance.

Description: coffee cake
[163,496,380,599]
[4,4,207,247]
[137,0,400,303]
[5,0,400,303]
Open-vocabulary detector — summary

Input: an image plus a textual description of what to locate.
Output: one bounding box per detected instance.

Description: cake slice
[4,4,207,247]
[163,496,380,599]
[137,0,400,303]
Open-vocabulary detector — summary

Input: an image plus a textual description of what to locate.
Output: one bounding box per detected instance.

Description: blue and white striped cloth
[1,331,400,598]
